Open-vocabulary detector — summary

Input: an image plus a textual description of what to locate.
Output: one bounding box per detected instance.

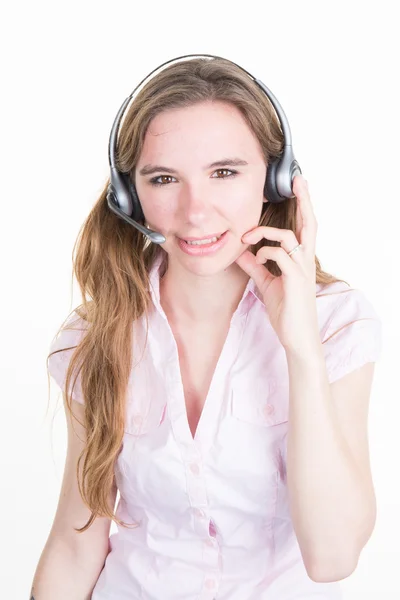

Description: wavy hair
[47,57,348,533]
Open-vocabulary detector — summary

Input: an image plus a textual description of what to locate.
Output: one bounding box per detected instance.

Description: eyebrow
[138,158,249,177]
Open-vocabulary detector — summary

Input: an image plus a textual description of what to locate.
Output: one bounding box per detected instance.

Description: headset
[106,53,302,245]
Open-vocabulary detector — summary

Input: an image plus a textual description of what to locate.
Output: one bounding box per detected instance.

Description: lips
[177,230,229,255]
[179,232,226,242]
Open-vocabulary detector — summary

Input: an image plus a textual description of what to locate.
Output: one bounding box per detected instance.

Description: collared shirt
[48,251,383,599]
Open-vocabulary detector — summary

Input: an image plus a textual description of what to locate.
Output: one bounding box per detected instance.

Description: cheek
[139,191,175,227]
[231,192,264,225]
[230,176,265,209]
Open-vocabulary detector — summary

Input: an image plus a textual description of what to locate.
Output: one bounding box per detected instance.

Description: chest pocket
[117,393,169,515]
[230,378,289,427]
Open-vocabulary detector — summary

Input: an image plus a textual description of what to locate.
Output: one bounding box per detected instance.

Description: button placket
[190,462,200,476]
[164,352,222,596]
[185,453,209,510]
[203,540,219,568]
[193,507,206,519]
[205,578,216,590]
[204,517,220,564]
[200,571,221,600]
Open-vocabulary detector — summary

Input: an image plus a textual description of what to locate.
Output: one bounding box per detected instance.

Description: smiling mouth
[182,234,225,246]
[176,231,230,254]
[178,231,226,243]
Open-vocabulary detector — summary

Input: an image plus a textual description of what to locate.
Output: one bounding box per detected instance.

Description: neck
[159,259,250,326]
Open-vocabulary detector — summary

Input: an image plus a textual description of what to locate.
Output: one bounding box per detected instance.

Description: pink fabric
[48,252,383,599]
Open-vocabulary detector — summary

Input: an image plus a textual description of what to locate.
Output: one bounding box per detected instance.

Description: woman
[32,56,382,599]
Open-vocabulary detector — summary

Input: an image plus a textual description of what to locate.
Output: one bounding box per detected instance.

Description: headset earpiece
[264,153,302,204]
[119,173,145,222]
[107,169,145,222]
[264,158,282,204]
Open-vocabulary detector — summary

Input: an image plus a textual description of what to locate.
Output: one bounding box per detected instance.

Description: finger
[242,226,300,256]
[255,245,299,277]
[293,175,317,254]
[234,248,274,290]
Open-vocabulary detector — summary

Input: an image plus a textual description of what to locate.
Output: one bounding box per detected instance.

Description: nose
[179,182,213,224]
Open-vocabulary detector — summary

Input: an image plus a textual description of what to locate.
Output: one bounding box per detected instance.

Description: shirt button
[205,538,215,547]
[205,578,216,589]
[263,403,275,416]
[133,415,143,426]
[190,462,200,475]
[194,508,206,518]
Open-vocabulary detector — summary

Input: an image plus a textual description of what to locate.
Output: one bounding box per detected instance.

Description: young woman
[32,56,382,599]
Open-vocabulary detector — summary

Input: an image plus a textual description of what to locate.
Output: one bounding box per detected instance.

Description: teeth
[185,234,223,246]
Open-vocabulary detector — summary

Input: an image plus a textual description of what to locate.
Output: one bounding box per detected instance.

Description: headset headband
[108,53,293,170]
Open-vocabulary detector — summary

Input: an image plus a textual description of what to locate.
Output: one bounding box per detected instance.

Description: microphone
[106,190,166,244]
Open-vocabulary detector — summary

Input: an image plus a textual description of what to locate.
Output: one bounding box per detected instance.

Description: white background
[1,1,398,598]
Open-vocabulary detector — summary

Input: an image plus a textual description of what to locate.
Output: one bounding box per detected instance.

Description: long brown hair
[47,57,348,533]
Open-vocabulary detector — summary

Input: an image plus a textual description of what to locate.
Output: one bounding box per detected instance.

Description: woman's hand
[235,175,321,354]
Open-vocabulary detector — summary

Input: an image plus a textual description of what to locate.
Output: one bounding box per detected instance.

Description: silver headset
[106,53,302,245]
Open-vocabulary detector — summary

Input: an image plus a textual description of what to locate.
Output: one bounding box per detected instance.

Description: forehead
[140,101,262,160]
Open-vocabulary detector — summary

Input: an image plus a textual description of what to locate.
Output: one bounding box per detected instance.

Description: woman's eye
[149,169,238,187]
[150,175,171,185]
[150,175,175,186]
[212,169,238,179]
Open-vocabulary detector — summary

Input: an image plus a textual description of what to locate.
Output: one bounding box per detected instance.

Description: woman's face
[135,100,268,274]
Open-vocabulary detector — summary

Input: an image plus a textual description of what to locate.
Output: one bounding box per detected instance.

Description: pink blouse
[48,252,382,599]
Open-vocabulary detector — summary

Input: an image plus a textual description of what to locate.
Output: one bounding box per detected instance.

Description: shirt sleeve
[322,288,383,384]
[48,312,88,404]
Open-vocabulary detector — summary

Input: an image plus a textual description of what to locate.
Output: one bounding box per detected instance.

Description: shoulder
[315,281,383,383]
[48,310,90,404]
[316,280,382,336]
[49,310,89,354]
